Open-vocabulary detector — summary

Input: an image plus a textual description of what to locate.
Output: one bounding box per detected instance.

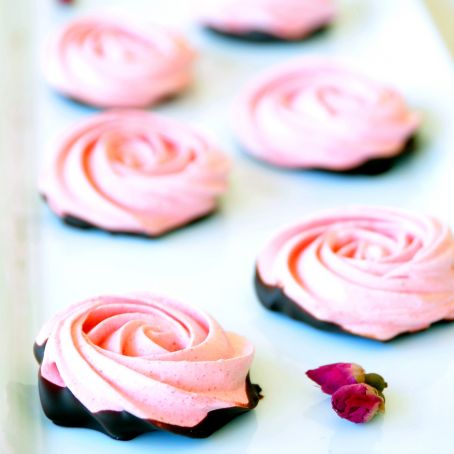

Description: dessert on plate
[39,110,230,237]
[34,293,262,439]
[199,0,336,41]
[234,58,420,173]
[255,206,454,340]
[44,16,195,108]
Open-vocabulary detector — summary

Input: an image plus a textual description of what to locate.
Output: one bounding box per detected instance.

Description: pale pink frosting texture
[257,207,454,340]
[44,16,195,108]
[235,59,420,170]
[36,294,255,427]
[39,110,230,236]
[199,0,336,40]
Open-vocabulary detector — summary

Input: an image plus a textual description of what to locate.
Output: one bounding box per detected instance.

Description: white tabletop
[2,1,454,453]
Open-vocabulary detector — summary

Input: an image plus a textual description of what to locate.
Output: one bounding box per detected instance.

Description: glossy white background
[4,0,454,453]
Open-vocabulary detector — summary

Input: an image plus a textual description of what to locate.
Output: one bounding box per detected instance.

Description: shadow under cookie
[34,342,263,440]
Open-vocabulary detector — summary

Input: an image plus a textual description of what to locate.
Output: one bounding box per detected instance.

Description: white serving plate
[4,0,454,452]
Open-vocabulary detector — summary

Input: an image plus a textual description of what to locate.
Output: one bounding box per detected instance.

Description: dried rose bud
[306,362,365,395]
[331,383,385,424]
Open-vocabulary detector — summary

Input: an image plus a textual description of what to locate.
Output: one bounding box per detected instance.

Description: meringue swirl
[44,16,195,108]
[35,294,256,427]
[256,207,454,340]
[235,59,420,170]
[40,110,230,236]
[199,0,336,40]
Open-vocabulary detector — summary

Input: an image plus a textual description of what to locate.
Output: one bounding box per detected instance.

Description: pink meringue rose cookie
[199,0,336,41]
[39,110,230,237]
[34,293,262,439]
[255,206,454,340]
[235,59,420,172]
[44,16,195,108]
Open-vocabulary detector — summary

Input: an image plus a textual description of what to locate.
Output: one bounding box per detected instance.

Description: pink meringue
[235,59,420,170]
[35,293,259,428]
[199,0,336,40]
[44,16,195,108]
[39,110,230,236]
[256,206,454,340]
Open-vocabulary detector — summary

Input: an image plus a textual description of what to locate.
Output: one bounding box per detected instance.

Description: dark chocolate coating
[34,342,262,440]
[40,194,216,239]
[255,269,453,341]
[243,136,418,176]
[205,25,329,43]
[254,271,345,334]
[312,136,418,176]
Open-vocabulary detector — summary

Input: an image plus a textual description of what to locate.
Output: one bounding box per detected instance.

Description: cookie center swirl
[83,306,204,356]
[64,22,179,78]
[84,27,152,65]
[326,227,418,262]
[315,85,366,115]
[105,132,194,176]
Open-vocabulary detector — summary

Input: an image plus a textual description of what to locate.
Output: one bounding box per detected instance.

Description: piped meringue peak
[199,0,336,41]
[39,110,230,237]
[234,59,420,171]
[44,16,195,108]
[35,294,260,434]
[256,206,454,340]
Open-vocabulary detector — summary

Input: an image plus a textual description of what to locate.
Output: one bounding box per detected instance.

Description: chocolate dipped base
[205,25,329,43]
[254,270,345,335]
[41,195,216,239]
[314,136,418,176]
[34,343,262,440]
[242,136,418,176]
[255,270,453,341]
[58,90,181,110]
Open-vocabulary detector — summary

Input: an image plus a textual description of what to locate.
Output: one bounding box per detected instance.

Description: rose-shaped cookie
[199,0,336,41]
[255,206,454,340]
[39,110,230,237]
[44,16,195,108]
[34,294,262,439]
[235,59,420,172]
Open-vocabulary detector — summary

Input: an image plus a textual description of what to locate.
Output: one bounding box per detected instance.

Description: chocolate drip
[34,342,262,440]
